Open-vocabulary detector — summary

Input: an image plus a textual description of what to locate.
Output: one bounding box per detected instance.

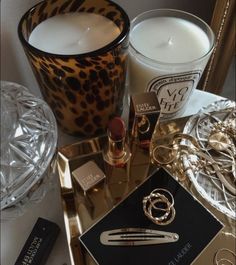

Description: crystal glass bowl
[182,99,236,220]
[0,81,57,219]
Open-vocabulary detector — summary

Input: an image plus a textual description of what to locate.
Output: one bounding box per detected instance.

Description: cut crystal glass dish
[182,99,236,220]
[0,81,57,219]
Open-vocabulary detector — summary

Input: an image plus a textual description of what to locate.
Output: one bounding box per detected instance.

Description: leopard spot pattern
[19,0,129,136]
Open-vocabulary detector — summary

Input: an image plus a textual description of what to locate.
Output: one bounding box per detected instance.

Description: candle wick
[77,27,90,45]
[168,37,173,45]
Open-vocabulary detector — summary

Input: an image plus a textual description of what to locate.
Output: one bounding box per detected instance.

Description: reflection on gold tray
[194,232,236,265]
[57,116,235,265]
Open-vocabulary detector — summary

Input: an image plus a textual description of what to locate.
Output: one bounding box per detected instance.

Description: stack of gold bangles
[143,189,176,225]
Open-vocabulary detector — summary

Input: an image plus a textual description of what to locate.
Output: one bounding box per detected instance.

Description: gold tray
[57,116,235,265]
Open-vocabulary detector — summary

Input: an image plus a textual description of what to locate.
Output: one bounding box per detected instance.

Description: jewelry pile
[152,100,236,219]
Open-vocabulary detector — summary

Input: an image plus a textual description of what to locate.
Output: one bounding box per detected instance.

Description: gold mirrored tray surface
[57,116,235,265]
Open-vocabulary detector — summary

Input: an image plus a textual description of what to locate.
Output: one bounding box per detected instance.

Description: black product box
[80,168,223,265]
[129,92,161,148]
[14,218,60,265]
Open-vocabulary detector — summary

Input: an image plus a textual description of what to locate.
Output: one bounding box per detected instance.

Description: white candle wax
[29,12,121,55]
[129,13,214,118]
[130,17,210,63]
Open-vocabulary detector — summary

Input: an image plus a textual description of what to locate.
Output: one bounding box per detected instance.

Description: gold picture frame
[199,0,235,95]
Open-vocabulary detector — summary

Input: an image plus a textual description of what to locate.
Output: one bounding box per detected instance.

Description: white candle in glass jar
[129,10,214,118]
[29,12,121,55]
[130,17,210,63]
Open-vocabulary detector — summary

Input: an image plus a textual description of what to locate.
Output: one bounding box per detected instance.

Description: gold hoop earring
[137,115,150,134]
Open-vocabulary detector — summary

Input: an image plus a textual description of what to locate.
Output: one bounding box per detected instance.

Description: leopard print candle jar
[18,0,130,137]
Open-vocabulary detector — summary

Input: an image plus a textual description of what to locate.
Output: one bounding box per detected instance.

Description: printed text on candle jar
[159,86,188,111]
[147,71,201,114]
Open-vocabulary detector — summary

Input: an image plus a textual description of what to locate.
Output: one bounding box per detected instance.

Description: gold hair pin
[100,228,179,246]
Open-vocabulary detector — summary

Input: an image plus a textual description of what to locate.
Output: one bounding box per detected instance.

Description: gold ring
[143,189,176,225]
[137,115,150,134]
[152,144,178,165]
